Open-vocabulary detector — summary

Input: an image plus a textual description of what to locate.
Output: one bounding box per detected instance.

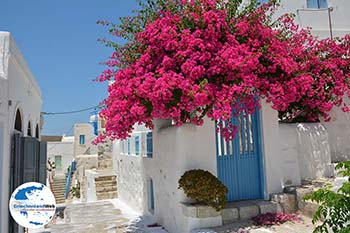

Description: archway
[14,109,22,132]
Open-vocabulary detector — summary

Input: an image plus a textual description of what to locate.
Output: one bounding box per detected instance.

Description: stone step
[182,200,278,226]
[95,181,117,188]
[96,185,117,192]
[96,191,118,200]
[222,200,278,224]
[53,181,66,184]
[95,176,116,182]
[53,192,65,195]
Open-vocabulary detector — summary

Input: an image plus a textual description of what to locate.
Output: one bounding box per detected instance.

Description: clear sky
[0,0,137,136]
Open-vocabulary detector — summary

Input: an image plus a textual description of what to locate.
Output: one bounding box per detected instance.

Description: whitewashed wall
[47,138,74,175]
[146,119,217,233]
[324,104,350,162]
[277,0,350,39]
[0,32,42,233]
[279,123,333,181]
[74,123,97,156]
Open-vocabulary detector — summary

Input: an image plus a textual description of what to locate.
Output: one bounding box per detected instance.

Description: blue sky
[0,0,137,135]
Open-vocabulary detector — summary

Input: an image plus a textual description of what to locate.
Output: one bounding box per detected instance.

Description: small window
[146,132,153,158]
[135,136,140,156]
[149,178,155,213]
[127,139,131,155]
[79,135,85,145]
[307,0,328,8]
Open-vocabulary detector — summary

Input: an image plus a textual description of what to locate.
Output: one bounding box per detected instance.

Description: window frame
[79,135,85,145]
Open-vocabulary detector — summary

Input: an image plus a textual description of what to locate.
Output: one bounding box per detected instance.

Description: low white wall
[279,123,333,181]
[113,145,147,212]
[144,119,218,233]
[278,124,302,186]
[85,170,98,203]
[260,102,284,196]
[113,119,218,233]
[324,105,350,162]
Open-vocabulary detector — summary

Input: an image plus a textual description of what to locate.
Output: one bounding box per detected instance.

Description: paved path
[36,201,130,233]
[206,215,315,233]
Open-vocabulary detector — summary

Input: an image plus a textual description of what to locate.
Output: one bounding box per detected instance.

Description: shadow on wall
[324,105,350,162]
[296,123,333,180]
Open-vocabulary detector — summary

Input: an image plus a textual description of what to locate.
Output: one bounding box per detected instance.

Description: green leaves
[178,169,228,211]
[304,161,350,233]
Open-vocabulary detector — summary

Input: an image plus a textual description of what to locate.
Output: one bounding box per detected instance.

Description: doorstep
[181,200,278,225]
[222,200,278,224]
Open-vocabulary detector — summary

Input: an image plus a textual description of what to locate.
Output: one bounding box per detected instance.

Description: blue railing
[65,160,77,199]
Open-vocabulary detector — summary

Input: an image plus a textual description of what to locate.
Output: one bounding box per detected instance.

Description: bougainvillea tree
[95,0,350,143]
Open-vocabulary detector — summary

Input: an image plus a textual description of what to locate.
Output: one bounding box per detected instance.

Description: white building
[43,135,75,176]
[74,123,97,157]
[0,32,43,233]
[112,1,350,233]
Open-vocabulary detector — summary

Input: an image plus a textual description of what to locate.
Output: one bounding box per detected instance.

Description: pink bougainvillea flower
[95,0,350,143]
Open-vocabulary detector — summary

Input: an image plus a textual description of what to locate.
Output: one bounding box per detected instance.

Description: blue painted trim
[255,103,266,200]
[65,160,76,199]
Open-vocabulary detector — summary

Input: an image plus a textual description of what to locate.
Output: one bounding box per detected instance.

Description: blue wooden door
[216,109,264,202]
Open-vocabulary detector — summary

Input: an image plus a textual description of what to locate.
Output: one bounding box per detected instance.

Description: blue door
[216,109,264,202]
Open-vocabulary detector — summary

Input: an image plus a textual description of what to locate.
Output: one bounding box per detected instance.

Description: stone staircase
[95,175,118,200]
[52,175,66,204]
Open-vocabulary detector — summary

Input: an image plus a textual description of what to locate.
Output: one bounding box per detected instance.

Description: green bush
[178,169,228,211]
[304,161,350,233]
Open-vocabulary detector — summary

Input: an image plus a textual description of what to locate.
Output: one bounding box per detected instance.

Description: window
[307,0,328,8]
[135,136,140,156]
[79,135,85,145]
[146,132,153,158]
[55,155,62,171]
[148,178,155,213]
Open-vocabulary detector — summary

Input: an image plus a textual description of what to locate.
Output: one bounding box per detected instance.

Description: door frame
[216,107,267,201]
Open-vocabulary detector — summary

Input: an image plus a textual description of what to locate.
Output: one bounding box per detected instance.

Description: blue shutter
[318,0,328,8]
[135,136,140,156]
[307,0,318,8]
[79,135,85,145]
[146,132,153,158]
[149,178,155,212]
[307,0,328,8]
